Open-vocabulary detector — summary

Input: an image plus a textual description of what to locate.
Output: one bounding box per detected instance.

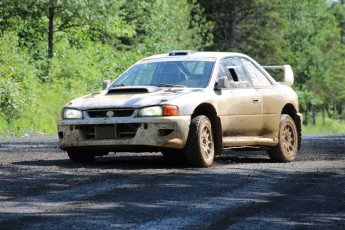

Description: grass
[302,116,345,134]
[0,83,75,137]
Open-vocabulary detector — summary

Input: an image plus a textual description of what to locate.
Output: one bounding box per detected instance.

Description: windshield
[111,59,215,88]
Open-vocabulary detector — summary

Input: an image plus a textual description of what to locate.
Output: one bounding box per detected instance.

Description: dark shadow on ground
[12,149,273,170]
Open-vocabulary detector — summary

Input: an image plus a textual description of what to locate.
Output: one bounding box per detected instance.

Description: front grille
[76,124,140,139]
[87,109,134,118]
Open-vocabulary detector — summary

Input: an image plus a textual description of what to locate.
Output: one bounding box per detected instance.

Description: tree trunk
[322,105,325,126]
[228,2,237,47]
[325,103,332,118]
[305,100,309,125]
[341,0,345,44]
[312,104,316,125]
[48,6,55,59]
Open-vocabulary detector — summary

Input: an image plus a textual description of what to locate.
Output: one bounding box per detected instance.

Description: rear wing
[262,65,294,86]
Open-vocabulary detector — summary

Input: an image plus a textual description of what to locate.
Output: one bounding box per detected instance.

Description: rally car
[57,50,302,167]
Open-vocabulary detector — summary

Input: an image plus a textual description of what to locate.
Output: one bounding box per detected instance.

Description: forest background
[0,0,344,136]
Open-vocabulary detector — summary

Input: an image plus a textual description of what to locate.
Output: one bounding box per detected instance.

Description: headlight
[138,106,163,117]
[138,105,179,117]
[62,108,83,119]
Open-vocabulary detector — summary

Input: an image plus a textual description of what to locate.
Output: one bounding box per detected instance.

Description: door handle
[253,97,259,103]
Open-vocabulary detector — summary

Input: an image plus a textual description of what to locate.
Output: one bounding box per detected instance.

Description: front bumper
[57,116,191,151]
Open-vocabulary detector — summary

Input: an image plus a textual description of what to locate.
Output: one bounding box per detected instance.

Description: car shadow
[12,150,273,170]
[215,149,272,164]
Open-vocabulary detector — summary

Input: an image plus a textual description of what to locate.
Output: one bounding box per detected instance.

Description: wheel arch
[281,103,302,150]
[191,103,223,155]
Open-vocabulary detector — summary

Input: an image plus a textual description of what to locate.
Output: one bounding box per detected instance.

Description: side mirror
[102,80,111,90]
[215,76,230,90]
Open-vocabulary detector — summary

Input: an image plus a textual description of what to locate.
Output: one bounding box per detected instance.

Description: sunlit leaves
[0,32,37,121]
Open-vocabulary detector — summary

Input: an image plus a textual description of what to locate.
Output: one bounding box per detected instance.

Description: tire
[184,115,215,167]
[268,114,298,162]
[67,150,95,163]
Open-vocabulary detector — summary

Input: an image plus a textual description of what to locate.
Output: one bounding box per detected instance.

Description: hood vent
[107,86,161,94]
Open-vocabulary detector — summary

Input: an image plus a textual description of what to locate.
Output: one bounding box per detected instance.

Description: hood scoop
[107,86,162,94]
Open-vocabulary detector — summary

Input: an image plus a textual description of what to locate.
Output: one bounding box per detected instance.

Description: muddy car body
[58,50,302,167]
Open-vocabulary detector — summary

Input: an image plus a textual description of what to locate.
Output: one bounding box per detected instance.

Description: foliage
[120,0,213,54]
[196,0,345,127]
[303,116,345,134]
[283,0,345,124]
[0,0,210,136]
[197,0,288,64]
[0,0,344,136]
[0,0,135,58]
[0,32,37,121]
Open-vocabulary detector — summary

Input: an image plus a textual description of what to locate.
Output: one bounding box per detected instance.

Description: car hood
[66,86,200,109]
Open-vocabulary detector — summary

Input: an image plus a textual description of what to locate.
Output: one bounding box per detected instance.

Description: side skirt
[222,136,278,148]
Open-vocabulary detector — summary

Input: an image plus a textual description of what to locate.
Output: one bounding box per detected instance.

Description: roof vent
[168,50,197,56]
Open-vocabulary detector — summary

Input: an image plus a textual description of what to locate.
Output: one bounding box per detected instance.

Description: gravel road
[0,135,344,229]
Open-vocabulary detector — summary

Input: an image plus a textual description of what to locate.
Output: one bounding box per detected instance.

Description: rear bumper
[57,116,191,151]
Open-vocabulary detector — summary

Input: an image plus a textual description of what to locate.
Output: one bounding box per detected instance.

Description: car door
[216,57,263,137]
[240,58,282,138]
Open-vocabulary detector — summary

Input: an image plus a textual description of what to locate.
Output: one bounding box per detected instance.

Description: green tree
[283,0,345,122]
[0,32,37,123]
[196,0,288,63]
[331,0,345,44]
[0,0,135,58]
[0,0,214,136]
[120,0,213,54]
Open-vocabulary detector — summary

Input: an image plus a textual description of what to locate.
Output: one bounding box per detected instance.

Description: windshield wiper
[149,83,187,88]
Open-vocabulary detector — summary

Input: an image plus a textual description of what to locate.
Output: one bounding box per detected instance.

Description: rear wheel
[268,114,298,162]
[184,115,215,167]
[67,150,95,163]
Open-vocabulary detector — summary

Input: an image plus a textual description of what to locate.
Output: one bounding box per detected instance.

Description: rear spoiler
[262,65,294,86]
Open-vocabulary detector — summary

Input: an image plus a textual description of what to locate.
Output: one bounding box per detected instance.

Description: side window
[241,59,272,87]
[219,57,253,88]
[217,61,230,79]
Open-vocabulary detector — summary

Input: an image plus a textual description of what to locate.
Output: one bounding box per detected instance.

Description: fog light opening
[158,129,174,136]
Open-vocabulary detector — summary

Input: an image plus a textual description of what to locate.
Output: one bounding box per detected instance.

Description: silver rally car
[57,50,302,167]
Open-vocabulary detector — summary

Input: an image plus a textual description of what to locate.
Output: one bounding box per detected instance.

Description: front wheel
[184,115,215,167]
[268,114,298,162]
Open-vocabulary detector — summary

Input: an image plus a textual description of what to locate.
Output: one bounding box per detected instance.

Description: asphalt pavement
[0,135,344,229]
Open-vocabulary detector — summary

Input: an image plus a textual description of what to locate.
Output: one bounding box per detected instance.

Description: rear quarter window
[242,60,272,87]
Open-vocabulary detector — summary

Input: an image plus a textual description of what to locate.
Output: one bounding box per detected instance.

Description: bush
[0,32,38,135]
